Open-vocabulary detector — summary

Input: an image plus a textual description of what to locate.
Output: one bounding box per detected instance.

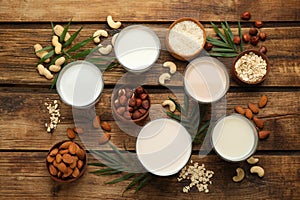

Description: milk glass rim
[56,60,104,109]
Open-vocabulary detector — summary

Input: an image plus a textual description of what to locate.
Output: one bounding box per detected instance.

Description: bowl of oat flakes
[232,50,270,85]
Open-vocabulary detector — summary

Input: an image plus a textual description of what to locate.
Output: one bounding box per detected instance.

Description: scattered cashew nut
[37,64,53,79]
[111,33,119,46]
[52,35,62,54]
[98,44,112,55]
[107,15,122,29]
[34,44,50,63]
[53,25,71,42]
[163,61,177,74]
[250,166,265,177]
[247,156,259,165]
[93,30,108,44]
[159,73,171,85]
[162,100,176,112]
[232,167,245,182]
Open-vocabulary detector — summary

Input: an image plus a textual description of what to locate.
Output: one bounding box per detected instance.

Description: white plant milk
[211,114,258,162]
[136,118,192,176]
[56,61,104,108]
[114,25,160,72]
[184,57,229,103]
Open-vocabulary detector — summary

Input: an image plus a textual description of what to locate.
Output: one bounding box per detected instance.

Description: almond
[62,167,73,178]
[62,153,74,164]
[259,130,270,139]
[68,142,76,155]
[98,133,111,145]
[55,153,62,163]
[72,167,80,178]
[57,171,62,178]
[101,121,111,131]
[67,128,76,140]
[49,164,58,176]
[77,160,84,170]
[59,149,69,155]
[253,117,264,129]
[93,115,101,128]
[53,160,59,168]
[57,162,68,174]
[248,102,259,114]
[70,160,77,169]
[76,149,85,160]
[73,127,84,134]
[258,95,268,108]
[50,148,58,156]
[59,141,72,149]
[245,109,253,119]
[234,106,245,115]
[47,155,55,163]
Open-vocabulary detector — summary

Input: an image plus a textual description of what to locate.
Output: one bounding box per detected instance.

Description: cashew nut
[159,73,171,85]
[250,166,264,177]
[34,44,50,63]
[107,15,121,29]
[111,33,119,46]
[37,64,53,79]
[163,61,177,74]
[247,156,259,165]
[52,35,62,54]
[54,25,71,42]
[98,44,112,55]
[232,167,245,182]
[162,100,176,112]
[93,29,108,44]
[55,56,65,66]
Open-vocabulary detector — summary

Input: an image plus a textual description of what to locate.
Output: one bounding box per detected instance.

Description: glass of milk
[56,61,104,108]
[114,25,161,73]
[210,114,258,162]
[184,56,230,103]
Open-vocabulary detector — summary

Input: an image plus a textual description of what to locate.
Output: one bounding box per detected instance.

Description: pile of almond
[46,141,86,180]
[234,95,270,139]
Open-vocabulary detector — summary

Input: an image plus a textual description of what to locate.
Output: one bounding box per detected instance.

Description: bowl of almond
[46,140,87,183]
[232,49,270,85]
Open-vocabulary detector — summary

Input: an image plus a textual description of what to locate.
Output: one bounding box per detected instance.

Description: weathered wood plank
[0,0,299,22]
[0,152,299,199]
[0,88,299,151]
[0,26,299,86]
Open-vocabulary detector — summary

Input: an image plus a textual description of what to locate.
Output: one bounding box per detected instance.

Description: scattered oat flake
[45,99,61,133]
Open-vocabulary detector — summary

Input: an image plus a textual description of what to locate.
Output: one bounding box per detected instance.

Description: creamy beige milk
[211,114,258,162]
[56,61,103,107]
[184,57,229,103]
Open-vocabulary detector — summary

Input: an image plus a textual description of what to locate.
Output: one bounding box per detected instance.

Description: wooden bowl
[232,49,270,85]
[166,18,206,61]
[111,86,151,124]
[46,140,87,183]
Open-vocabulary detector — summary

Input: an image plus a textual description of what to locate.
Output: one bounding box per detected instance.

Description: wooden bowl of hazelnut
[46,140,87,183]
[232,49,270,85]
[166,17,206,61]
[111,86,151,123]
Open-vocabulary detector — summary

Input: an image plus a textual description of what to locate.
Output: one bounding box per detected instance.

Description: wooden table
[0,1,299,199]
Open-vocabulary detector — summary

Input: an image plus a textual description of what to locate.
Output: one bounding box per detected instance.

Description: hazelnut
[255,20,264,28]
[123,111,132,119]
[204,42,213,51]
[118,89,126,97]
[259,32,267,41]
[242,33,251,43]
[132,110,142,120]
[128,98,136,107]
[139,108,147,115]
[142,100,150,109]
[250,36,259,46]
[117,107,125,115]
[119,95,127,105]
[127,106,134,113]
[136,98,142,107]
[249,28,258,36]
[241,11,251,20]
[135,86,144,94]
[259,46,267,54]
[233,35,241,45]
[114,99,120,108]
[125,89,133,98]
[139,93,148,100]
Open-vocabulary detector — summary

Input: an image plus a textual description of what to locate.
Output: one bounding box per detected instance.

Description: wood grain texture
[0,88,299,151]
[0,152,299,199]
[0,26,299,86]
[0,0,299,22]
